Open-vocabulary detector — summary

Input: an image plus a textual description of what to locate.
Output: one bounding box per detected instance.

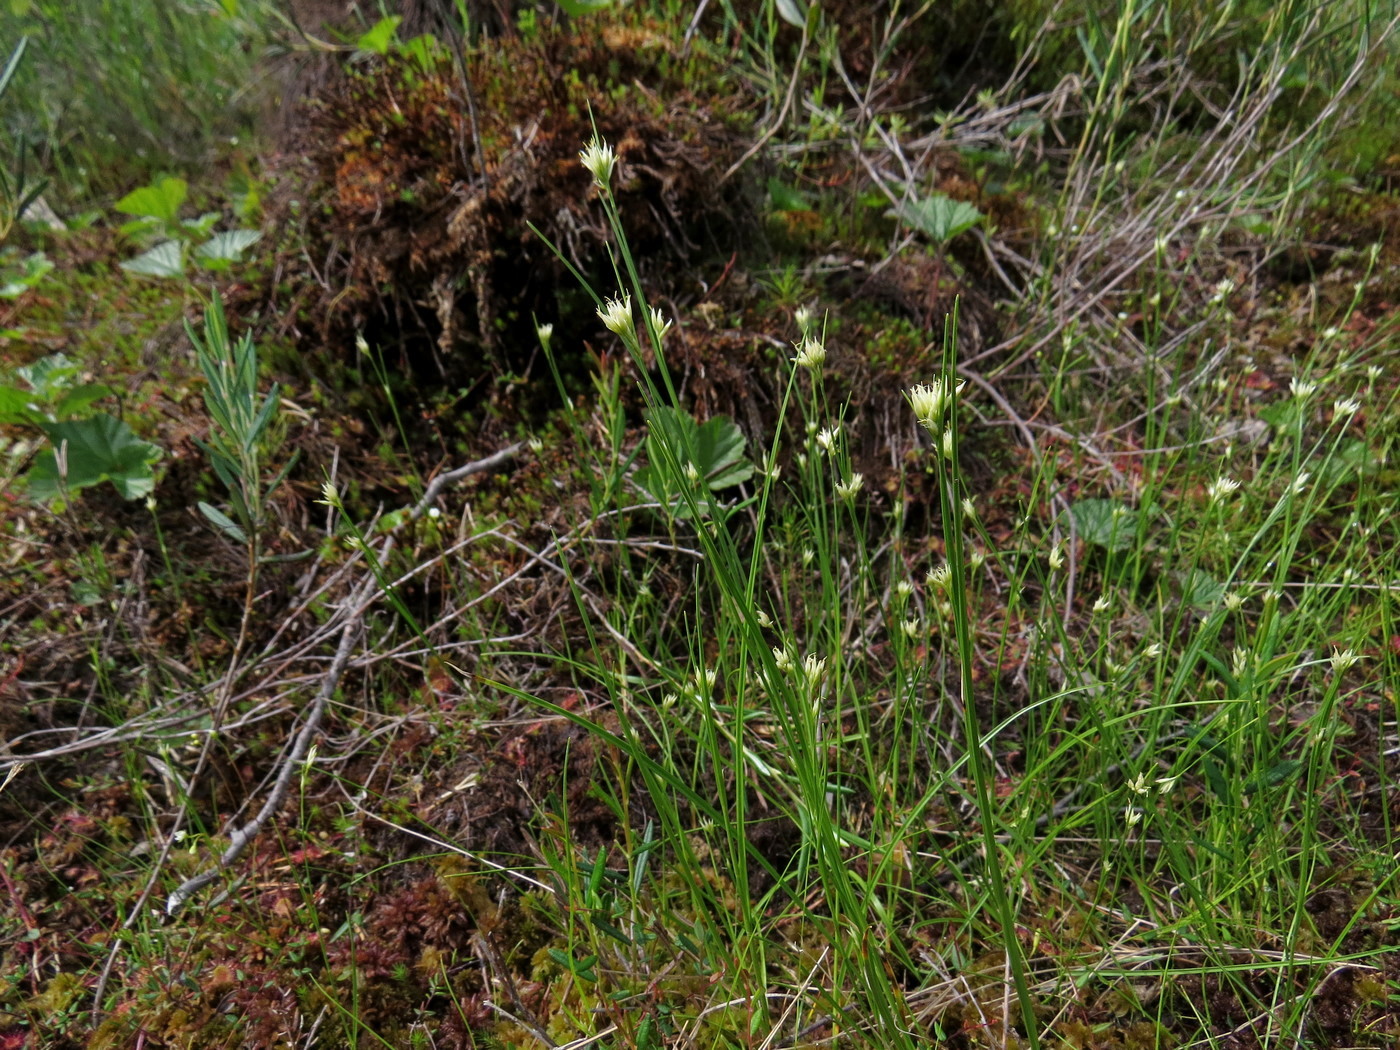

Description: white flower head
[941,428,954,460]
[1333,397,1361,417]
[683,461,701,485]
[1124,807,1142,829]
[597,293,634,340]
[317,480,340,508]
[1231,646,1250,677]
[901,618,920,639]
[1143,642,1163,659]
[793,335,826,370]
[527,436,544,454]
[794,304,814,334]
[1330,648,1360,673]
[802,653,826,687]
[1093,594,1112,613]
[1048,544,1065,571]
[969,550,986,572]
[1290,375,1318,400]
[1289,471,1311,496]
[835,473,864,500]
[648,306,673,341]
[1206,476,1240,504]
[895,579,914,598]
[772,646,795,673]
[536,322,554,349]
[1127,772,1151,796]
[692,668,718,696]
[1223,591,1245,611]
[961,497,976,519]
[755,608,774,629]
[579,137,617,188]
[907,380,950,431]
[815,425,840,455]
[925,562,951,589]
[1156,774,1180,795]
[801,547,815,567]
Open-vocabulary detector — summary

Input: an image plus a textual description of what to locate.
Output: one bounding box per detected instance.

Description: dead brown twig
[86,443,521,1027]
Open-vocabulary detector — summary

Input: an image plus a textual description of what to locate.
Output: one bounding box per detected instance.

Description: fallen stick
[164,442,522,916]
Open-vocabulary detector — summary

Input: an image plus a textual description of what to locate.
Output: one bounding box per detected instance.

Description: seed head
[1231,647,1250,677]
[579,137,617,188]
[907,381,948,431]
[835,473,864,500]
[597,293,634,340]
[648,306,673,342]
[1330,648,1360,673]
[1206,476,1240,504]
[793,335,826,370]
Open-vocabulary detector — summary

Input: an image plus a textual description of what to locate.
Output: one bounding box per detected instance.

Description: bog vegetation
[1,1,1399,1047]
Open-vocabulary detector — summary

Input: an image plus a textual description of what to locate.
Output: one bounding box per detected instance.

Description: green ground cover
[1,2,1400,1048]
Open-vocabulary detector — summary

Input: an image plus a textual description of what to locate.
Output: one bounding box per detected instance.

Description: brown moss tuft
[267,11,754,408]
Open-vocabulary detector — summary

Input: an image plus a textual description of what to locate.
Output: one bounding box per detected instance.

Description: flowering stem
[933,304,1042,1050]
